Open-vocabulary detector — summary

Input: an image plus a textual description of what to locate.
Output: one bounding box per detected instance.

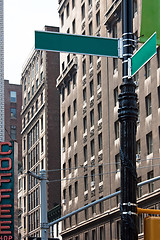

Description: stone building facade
[57,0,160,239]
[19,25,61,239]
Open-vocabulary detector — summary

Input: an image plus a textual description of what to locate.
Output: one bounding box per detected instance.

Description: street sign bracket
[128,58,132,78]
[118,38,123,58]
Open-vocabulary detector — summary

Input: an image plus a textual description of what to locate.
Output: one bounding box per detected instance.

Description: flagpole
[118,0,138,239]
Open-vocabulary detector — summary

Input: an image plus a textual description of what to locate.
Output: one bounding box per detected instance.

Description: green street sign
[128,32,157,77]
[35,31,120,58]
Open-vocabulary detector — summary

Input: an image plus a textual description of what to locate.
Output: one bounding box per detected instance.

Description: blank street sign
[35,31,119,58]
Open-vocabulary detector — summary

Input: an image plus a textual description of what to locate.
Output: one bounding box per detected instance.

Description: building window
[63,163,66,178]
[41,92,43,105]
[74,126,77,142]
[99,197,104,213]
[98,133,103,151]
[63,137,66,151]
[69,185,72,200]
[63,189,66,201]
[24,97,26,106]
[73,99,77,115]
[146,132,153,155]
[116,187,121,206]
[81,3,85,20]
[24,78,26,91]
[100,226,105,240]
[68,159,71,174]
[84,174,88,191]
[158,86,160,108]
[89,21,93,35]
[136,140,141,155]
[117,221,121,240]
[62,88,65,102]
[10,108,16,119]
[62,112,65,127]
[137,176,142,198]
[145,61,151,79]
[67,81,70,95]
[68,132,71,147]
[147,170,154,193]
[88,0,92,6]
[98,102,102,120]
[23,137,26,151]
[83,116,87,133]
[91,169,95,182]
[67,55,70,65]
[10,125,16,140]
[27,112,30,123]
[114,120,119,140]
[92,204,96,216]
[85,209,88,221]
[68,106,71,121]
[61,12,64,27]
[114,87,119,107]
[90,80,94,97]
[115,153,120,172]
[72,19,76,34]
[96,11,100,27]
[133,72,139,87]
[36,79,39,89]
[113,23,117,38]
[83,145,87,162]
[99,165,103,182]
[83,88,87,102]
[75,181,78,197]
[41,137,44,153]
[90,110,94,127]
[28,91,30,101]
[72,0,75,8]
[90,140,95,157]
[73,73,77,88]
[145,93,152,116]
[32,85,34,95]
[159,126,160,148]
[10,91,16,102]
[74,154,78,169]
[36,100,38,111]
[66,3,69,17]
[113,58,118,74]
[40,72,43,82]
[41,115,43,130]
[83,59,86,76]
[89,55,93,68]
[133,0,138,16]
[97,71,101,87]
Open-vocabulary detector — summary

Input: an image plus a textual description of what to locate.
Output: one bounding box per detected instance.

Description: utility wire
[45,156,160,173]
[47,163,160,183]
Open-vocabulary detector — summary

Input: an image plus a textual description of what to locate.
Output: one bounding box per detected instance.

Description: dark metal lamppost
[118,0,138,239]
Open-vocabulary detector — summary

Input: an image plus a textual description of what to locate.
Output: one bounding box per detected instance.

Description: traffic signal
[144,216,160,240]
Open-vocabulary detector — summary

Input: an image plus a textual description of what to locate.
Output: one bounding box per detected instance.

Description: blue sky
[4,0,59,84]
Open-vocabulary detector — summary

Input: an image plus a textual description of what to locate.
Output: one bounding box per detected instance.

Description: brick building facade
[4,79,22,163]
